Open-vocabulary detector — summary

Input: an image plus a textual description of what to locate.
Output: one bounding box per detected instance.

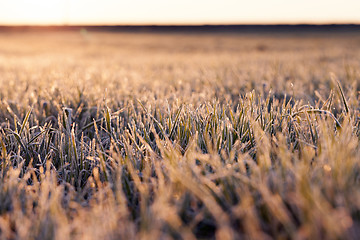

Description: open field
[0,30,359,239]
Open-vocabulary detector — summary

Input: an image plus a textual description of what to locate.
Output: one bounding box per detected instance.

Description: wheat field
[0,30,359,239]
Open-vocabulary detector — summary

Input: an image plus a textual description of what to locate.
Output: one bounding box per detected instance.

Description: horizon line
[1,19,360,27]
[1,22,360,27]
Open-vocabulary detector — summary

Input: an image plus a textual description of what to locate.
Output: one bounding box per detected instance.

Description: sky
[0,0,360,25]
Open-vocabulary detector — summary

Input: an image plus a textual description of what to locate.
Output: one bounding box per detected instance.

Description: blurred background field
[1,30,360,107]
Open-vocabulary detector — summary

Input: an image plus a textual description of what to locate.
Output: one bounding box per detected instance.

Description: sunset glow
[0,0,360,25]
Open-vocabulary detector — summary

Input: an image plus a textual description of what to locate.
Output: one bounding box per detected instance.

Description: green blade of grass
[19,108,32,136]
[336,80,349,114]
[169,104,183,139]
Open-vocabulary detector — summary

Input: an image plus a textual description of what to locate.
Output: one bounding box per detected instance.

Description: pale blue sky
[0,0,359,25]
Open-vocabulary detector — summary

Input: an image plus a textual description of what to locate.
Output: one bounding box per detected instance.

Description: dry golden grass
[0,30,359,239]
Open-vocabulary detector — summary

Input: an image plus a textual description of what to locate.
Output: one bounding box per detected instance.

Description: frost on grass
[0,32,359,239]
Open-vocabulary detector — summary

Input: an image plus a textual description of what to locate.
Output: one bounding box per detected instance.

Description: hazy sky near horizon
[0,0,359,25]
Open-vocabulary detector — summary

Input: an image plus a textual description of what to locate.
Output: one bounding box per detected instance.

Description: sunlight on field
[0,31,359,239]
